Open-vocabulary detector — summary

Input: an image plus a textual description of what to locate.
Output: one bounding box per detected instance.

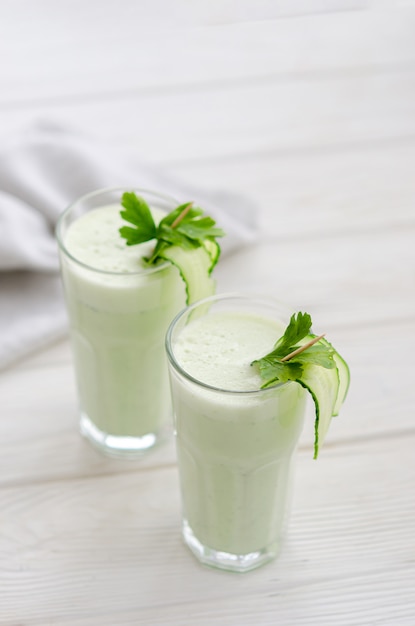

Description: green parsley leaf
[255,359,304,387]
[119,193,225,266]
[271,312,312,357]
[157,223,200,250]
[119,192,157,245]
[289,344,336,369]
[159,203,203,226]
[251,313,326,386]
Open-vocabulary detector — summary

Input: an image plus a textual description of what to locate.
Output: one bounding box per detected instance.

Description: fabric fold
[0,122,256,370]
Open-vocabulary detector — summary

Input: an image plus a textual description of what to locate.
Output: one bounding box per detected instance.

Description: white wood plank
[49,570,415,625]
[168,141,415,236]
[372,0,415,8]
[1,9,414,104]
[0,358,178,487]
[0,70,414,162]
[0,0,378,53]
[216,227,415,326]
[0,435,414,625]
[7,337,72,370]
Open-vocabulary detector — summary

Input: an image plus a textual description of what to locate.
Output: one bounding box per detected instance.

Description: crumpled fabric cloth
[0,122,256,370]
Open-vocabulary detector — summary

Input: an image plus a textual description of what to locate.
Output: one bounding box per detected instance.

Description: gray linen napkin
[0,122,256,370]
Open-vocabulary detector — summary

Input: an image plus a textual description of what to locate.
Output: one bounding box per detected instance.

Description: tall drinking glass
[57,188,186,458]
[166,294,307,572]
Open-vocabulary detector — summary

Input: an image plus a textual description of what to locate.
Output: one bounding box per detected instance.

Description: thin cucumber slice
[319,337,350,417]
[297,363,339,459]
[294,336,349,458]
[202,239,221,272]
[332,351,350,416]
[253,323,349,459]
[159,244,216,305]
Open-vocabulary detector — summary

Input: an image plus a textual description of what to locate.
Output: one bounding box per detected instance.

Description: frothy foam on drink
[174,311,284,392]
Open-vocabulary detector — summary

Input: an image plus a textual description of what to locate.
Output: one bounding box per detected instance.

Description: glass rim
[165,292,292,396]
[56,186,178,276]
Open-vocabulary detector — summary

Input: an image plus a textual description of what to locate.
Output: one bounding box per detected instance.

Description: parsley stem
[147,202,194,265]
[170,202,193,229]
[280,334,325,362]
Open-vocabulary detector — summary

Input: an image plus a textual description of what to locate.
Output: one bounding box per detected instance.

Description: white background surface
[1,1,415,624]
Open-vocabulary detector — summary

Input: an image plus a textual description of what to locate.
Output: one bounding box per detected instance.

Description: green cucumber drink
[56,188,188,457]
[166,294,349,572]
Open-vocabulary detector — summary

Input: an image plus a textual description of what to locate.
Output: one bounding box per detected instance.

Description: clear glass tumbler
[166,294,307,572]
[57,187,186,458]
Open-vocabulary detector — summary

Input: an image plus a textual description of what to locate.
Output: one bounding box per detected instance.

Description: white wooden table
[1,2,415,624]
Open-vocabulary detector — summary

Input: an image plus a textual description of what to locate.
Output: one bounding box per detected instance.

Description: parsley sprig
[119,191,225,265]
[252,312,344,459]
[251,312,335,388]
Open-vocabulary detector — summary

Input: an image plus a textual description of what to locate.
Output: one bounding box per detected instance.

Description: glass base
[80,413,170,459]
[182,520,279,573]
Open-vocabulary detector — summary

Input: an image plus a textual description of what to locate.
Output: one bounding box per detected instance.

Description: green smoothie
[167,302,307,571]
[58,195,186,456]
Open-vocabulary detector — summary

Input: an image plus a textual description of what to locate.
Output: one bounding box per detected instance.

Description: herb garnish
[252,312,347,459]
[252,312,335,388]
[119,191,225,265]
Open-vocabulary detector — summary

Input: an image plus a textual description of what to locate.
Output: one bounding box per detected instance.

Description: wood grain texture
[1,2,415,625]
[1,71,415,163]
[2,9,415,104]
[1,437,414,624]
